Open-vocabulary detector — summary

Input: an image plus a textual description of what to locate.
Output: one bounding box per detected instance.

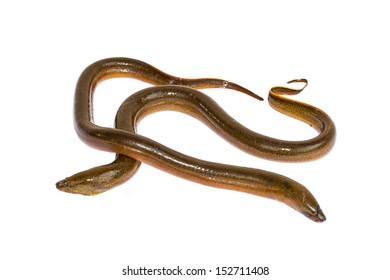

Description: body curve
[56,58,335,222]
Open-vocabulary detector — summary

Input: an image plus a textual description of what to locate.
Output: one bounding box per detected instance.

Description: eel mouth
[56,178,85,195]
[56,179,70,192]
[303,208,326,222]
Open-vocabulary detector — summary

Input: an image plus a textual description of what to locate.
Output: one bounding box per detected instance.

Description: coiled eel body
[56,58,336,222]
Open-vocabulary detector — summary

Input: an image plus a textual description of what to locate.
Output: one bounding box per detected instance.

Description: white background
[1,0,389,279]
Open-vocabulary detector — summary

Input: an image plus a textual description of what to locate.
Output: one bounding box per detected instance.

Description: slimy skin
[56,57,262,194]
[267,79,336,161]
[56,58,335,222]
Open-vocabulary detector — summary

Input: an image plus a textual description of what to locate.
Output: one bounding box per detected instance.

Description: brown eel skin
[57,58,336,222]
